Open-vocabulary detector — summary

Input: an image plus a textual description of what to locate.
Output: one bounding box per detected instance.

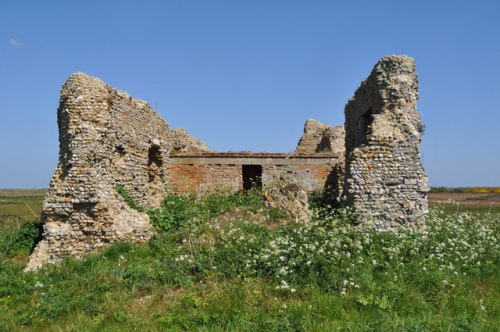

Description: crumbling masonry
[27,73,171,271]
[343,56,428,230]
[27,55,428,270]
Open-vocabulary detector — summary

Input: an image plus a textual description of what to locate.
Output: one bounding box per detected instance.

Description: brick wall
[168,164,242,194]
[168,153,339,194]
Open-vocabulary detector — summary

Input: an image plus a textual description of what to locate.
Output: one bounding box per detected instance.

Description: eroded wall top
[295,119,345,155]
[169,128,211,153]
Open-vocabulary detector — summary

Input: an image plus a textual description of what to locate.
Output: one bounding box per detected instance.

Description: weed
[0,220,42,257]
[116,185,144,212]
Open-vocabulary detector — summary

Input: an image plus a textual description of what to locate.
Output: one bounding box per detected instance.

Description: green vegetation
[116,185,144,212]
[431,204,500,215]
[0,190,498,331]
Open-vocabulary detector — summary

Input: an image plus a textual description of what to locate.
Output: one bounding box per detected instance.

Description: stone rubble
[263,179,311,223]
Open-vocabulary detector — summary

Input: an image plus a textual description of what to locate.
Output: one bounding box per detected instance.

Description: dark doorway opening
[242,165,262,191]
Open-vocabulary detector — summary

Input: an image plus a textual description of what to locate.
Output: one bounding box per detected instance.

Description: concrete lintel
[169,156,338,166]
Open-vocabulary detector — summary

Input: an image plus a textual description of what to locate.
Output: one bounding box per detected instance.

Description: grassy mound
[0,191,498,331]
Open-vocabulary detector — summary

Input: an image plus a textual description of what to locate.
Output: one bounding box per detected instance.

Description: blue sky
[1,0,499,188]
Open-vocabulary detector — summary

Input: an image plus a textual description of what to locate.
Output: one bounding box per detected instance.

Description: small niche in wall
[362,108,374,141]
[147,145,163,205]
[148,146,162,181]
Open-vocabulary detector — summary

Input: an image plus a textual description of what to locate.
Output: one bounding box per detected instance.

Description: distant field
[430,186,500,193]
[0,189,46,221]
[428,191,500,214]
[0,188,498,221]
[427,187,500,213]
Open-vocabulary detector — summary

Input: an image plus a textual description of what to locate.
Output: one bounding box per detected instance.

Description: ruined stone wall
[27,55,430,270]
[343,56,428,230]
[27,73,171,271]
[296,119,345,155]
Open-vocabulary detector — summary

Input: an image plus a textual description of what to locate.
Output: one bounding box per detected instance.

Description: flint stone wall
[26,73,171,271]
[296,119,345,155]
[343,55,428,230]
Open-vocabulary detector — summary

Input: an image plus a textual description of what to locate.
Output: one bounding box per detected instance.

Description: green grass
[431,203,500,215]
[0,190,498,331]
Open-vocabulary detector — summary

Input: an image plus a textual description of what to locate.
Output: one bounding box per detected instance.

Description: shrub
[0,221,42,257]
[148,190,263,234]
